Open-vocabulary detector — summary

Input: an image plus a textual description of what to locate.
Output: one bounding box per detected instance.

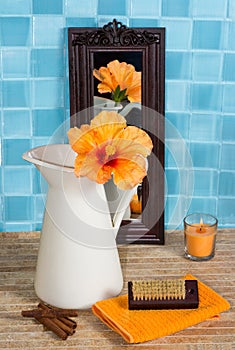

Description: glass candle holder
[184,213,218,261]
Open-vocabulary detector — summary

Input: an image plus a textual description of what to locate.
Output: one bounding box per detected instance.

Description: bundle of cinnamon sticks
[22,302,78,340]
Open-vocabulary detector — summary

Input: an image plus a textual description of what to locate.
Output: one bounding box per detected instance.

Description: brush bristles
[132,279,186,301]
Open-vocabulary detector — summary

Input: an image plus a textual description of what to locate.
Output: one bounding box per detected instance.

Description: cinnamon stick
[38,302,78,317]
[22,302,78,340]
[58,317,77,329]
[34,316,68,340]
[22,308,78,318]
[52,318,75,336]
[38,302,77,336]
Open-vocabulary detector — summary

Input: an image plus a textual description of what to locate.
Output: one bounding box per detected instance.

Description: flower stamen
[105,144,116,157]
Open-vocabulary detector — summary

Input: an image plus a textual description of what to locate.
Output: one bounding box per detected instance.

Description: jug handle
[119,102,141,118]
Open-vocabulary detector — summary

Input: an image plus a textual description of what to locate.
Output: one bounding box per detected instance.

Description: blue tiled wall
[0,0,235,231]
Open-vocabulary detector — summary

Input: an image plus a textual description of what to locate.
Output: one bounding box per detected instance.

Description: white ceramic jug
[22,144,136,309]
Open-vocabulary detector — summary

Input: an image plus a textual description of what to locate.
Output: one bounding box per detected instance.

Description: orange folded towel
[92,274,230,343]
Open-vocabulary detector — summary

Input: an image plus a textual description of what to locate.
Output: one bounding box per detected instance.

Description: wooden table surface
[0,229,234,350]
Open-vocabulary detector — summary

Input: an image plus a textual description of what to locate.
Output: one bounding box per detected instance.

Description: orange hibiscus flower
[67,111,152,190]
[93,60,141,103]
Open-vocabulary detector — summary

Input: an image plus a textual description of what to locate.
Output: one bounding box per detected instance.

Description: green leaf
[112,85,127,102]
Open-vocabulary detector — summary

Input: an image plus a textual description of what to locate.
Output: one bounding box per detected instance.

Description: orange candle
[184,214,218,261]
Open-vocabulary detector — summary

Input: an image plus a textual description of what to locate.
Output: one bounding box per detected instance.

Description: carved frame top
[71,19,160,47]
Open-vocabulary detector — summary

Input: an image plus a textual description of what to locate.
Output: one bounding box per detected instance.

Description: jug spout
[105,182,137,237]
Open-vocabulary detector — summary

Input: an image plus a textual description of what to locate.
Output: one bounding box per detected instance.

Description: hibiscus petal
[67,126,83,146]
[118,126,153,156]
[96,164,113,184]
[90,111,126,144]
[91,111,126,127]
[68,127,97,154]
[108,60,135,90]
[112,156,147,190]
[79,153,113,184]
[97,82,113,94]
[126,71,141,102]
[74,153,86,177]
[94,66,118,93]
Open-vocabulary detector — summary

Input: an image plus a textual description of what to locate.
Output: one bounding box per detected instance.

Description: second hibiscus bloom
[93,60,141,103]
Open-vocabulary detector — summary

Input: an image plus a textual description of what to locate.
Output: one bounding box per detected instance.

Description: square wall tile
[0,17,31,46]
[33,16,64,46]
[165,140,186,168]
[219,171,235,196]
[192,20,223,50]
[223,53,235,81]
[33,109,64,136]
[0,169,2,193]
[98,0,127,15]
[3,167,32,194]
[218,199,235,226]
[188,197,217,216]
[2,80,30,108]
[191,83,222,112]
[190,142,220,168]
[223,84,235,113]
[31,49,64,77]
[165,169,188,196]
[3,139,31,166]
[0,0,31,14]
[32,137,51,148]
[221,144,235,170]
[66,17,97,27]
[66,0,98,17]
[222,115,235,141]
[0,203,3,223]
[189,114,221,142]
[32,79,64,108]
[162,0,190,17]
[192,52,222,82]
[4,196,33,221]
[190,169,218,196]
[33,169,48,194]
[166,51,192,80]
[32,222,42,231]
[166,82,190,111]
[165,195,186,229]
[33,0,63,14]
[228,0,235,19]
[225,22,235,50]
[192,0,227,18]
[159,19,192,49]
[0,80,2,107]
[166,112,190,139]
[2,49,29,78]
[165,169,180,195]
[4,222,33,232]
[129,18,158,27]
[3,110,31,137]
[34,195,46,222]
[130,0,160,17]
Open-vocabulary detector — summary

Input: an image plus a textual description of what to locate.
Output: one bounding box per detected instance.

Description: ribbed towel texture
[92,274,230,343]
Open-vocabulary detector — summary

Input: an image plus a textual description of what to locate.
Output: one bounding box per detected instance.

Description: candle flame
[200,217,203,226]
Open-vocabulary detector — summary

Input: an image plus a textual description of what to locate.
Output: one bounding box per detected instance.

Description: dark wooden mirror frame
[68,19,165,244]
